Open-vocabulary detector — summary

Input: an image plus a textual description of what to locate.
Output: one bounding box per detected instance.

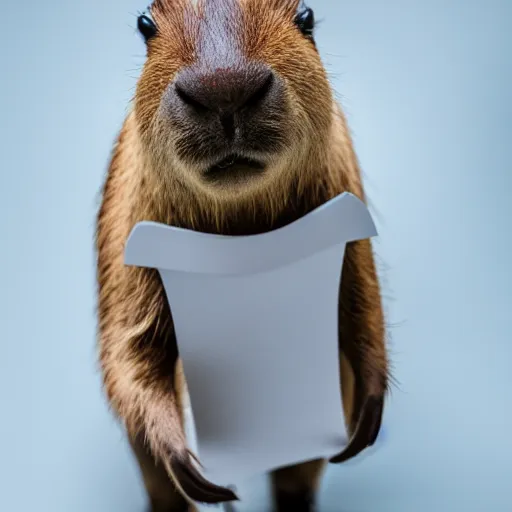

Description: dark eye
[137,14,157,43]
[294,7,315,38]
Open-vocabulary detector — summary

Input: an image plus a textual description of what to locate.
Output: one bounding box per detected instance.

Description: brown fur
[95,0,389,510]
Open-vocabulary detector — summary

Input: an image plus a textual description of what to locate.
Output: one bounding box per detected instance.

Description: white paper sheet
[124,192,378,495]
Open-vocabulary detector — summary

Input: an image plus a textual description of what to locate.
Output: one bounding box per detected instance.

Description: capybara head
[134,0,334,202]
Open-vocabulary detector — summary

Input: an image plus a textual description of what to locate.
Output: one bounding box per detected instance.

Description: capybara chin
[95,0,390,510]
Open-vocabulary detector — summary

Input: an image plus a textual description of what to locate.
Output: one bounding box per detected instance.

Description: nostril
[243,72,275,109]
[175,83,209,112]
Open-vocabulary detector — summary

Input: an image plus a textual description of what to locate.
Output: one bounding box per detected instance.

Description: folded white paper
[124,192,378,493]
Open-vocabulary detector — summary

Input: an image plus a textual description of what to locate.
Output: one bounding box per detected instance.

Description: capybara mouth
[203,154,266,184]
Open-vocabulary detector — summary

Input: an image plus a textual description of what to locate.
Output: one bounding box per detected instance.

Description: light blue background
[1,1,511,511]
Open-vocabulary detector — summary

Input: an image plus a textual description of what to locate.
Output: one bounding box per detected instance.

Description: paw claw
[169,454,239,504]
[330,395,383,464]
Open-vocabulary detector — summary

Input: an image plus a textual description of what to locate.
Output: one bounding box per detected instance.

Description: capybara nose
[174,61,275,117]
[164,58,287,161]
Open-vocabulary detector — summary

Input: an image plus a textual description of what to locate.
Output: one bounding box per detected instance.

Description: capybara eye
[137,14,157,43]
[294,7,315,38]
